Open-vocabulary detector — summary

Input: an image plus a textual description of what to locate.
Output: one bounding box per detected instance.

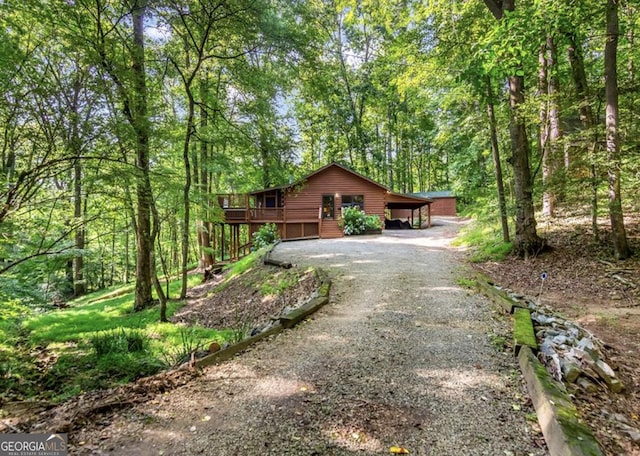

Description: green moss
[526,349,604,456]
[456,277,476,289]
[513,308,538,350]
[318,281,331,297]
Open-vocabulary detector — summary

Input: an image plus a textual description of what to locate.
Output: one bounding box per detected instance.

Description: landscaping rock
[492,284,625,394]
[619,424,640,443]
[577,377,598,394]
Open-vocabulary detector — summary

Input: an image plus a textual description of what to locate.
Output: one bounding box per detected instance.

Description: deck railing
[222,206,321,223]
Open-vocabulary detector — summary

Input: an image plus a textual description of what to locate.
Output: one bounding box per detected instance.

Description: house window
[341,195,364,210]
[322,195,335,219]
[262,190,279,208]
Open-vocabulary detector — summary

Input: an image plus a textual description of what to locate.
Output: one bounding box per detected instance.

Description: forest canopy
[1,0,638,309]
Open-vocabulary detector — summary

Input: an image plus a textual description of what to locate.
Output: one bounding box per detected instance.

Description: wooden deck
[221,203,323,241]
[222,206,321,224]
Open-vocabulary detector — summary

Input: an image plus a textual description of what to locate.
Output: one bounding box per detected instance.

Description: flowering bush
[252,223,280,250]
[339,207,382,235]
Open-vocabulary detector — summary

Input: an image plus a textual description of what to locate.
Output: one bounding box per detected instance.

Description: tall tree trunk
[604,0,630,260]
[180,90,195,300]
[538,42,553,217]
[66,70,87,297]
[198,77,214,269]
[110,217,116,286]
[539,33,562,216]
[484,0,545,257]
[567,32,600,240]
[546,35,563,167]
[150,193,167,321]
[387,108,393,190]
[73,156,85,297]
[509,74,544,256]
[124,222,130,283]
[131,1,154,311]
[486,75,510,243]
[546,35,563,204]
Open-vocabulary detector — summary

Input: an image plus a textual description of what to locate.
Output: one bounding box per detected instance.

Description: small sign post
[538,271,548,304]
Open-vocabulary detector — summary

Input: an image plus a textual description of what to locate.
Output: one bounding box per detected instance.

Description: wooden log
[513,307,538,353]
[279,296,329,328]
[264,258,292,269]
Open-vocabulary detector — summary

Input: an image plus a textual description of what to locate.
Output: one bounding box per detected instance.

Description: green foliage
[0,276,235,402]
[251,223,280,250]
[260,270,299,296]
[40,350,166,401]
[456,277,476,289]
[23,275,202,345]
[489,333,507,351]
[225,249,262,280]
[159,326,210,368]
[339,207,382,235]
[454,218,514,262]
[90,327,148,356]
[230,306,252,344]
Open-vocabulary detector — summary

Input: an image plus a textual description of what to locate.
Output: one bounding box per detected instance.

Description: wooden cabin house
[213,163,432,259]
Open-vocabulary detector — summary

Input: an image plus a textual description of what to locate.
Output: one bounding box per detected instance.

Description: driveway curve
[89,217,547,455]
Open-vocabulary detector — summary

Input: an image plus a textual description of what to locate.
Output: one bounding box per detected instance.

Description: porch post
[283,205,287,240]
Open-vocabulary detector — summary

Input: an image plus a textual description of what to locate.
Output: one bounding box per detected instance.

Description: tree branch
[0,215,100,275]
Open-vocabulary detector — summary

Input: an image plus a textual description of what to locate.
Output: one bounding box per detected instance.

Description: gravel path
[87,218,547,455]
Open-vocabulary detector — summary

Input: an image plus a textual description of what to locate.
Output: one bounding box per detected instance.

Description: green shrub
[159,326,206,367]
[340,207,381,235]
[364,214,382,231]
[95,352,165,381]
[252,223,280,250]
[90,327,148,356]
[454,218,513,262]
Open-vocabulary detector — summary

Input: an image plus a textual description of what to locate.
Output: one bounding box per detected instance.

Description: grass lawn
[1,274,234,403]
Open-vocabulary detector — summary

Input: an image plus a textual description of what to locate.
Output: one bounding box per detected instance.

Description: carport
[385,192,433,228]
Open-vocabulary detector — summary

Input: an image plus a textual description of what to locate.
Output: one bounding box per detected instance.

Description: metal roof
[410,191,455,199]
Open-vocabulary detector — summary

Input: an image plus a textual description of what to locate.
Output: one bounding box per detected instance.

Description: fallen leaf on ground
[390,446,409,454]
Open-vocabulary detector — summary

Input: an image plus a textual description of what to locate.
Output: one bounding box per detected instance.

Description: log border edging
[474,274,604,456]
[194,268,331,369]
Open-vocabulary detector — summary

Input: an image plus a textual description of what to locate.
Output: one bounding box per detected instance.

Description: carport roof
[385,192,432,210]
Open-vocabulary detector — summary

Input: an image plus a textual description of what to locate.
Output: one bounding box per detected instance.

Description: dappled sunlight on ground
[414,367,506,394]
[251,376,307,398]
[62,217,545,455]
[321,426,385,452]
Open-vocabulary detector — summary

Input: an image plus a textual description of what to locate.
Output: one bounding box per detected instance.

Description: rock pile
[502,289,625,394]
[486,283,640,445]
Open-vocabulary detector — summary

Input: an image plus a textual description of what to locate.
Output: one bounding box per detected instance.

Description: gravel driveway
[91,217,547,455]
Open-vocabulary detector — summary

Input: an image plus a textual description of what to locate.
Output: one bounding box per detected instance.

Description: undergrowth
[0,274,232,403]
[1,249,280,403]
[454,208,514,262]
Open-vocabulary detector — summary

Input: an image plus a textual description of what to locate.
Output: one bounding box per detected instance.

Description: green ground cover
[0,273,234,403]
